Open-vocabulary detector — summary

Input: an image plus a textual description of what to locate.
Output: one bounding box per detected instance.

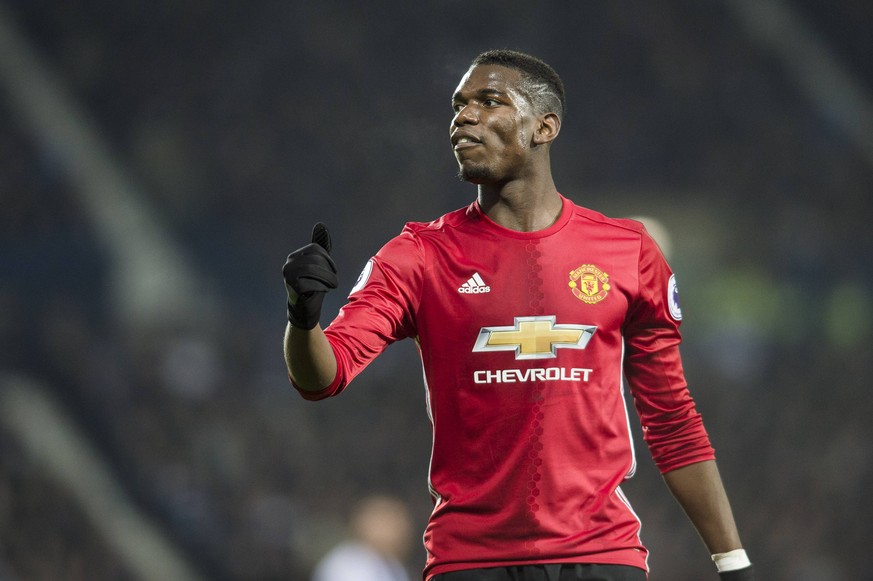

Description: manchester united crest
[569,264,610,304]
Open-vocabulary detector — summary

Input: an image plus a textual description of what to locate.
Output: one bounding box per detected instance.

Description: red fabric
[291,195,714,578]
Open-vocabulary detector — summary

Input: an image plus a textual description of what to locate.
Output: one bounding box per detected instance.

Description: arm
[663,460,742,554]
[282,225,422,398]
[282,222,338,392]
[284,323,337,392]
[626,231,752,577]
[664,460,753,578]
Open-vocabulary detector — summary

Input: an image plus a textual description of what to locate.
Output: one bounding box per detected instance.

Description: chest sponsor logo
[473,366,593,384]
[568,264,610,304]
[472,316,596,360]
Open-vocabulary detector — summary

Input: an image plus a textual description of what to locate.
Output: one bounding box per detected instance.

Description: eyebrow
[451,88,509,103]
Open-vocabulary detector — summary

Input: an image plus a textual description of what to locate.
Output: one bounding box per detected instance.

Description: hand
[283,223,338,329]
[719,566,754,580]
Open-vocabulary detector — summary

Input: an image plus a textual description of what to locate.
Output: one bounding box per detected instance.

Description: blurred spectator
[312,495,414,581]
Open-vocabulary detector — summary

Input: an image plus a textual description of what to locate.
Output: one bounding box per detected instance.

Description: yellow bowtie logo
[473,316,597,360]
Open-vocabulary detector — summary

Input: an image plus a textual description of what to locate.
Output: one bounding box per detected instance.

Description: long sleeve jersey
[293,194,714,579]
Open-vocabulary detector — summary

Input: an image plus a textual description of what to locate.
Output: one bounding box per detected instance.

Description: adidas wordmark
[458,272,491,294]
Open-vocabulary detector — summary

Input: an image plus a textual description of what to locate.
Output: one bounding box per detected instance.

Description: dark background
[1,1,871,579]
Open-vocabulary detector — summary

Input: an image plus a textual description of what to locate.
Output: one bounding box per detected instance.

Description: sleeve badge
[350,259,374,295]
[667,274,682,321]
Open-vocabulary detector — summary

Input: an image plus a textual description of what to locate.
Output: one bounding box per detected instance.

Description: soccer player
[283,50,754,581]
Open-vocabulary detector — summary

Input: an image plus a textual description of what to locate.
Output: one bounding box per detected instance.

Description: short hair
[471,49,566,120]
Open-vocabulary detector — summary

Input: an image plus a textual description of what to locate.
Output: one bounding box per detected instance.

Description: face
[450,64,541,185]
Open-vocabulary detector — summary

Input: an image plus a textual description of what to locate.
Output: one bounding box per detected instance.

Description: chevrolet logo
[473,316,597,360]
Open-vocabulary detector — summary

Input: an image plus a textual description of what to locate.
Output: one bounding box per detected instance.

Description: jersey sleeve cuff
[288,354,345,401]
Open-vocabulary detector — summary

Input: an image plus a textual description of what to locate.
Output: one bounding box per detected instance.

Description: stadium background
[1,1,871,579]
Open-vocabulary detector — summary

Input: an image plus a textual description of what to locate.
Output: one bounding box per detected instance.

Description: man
[312,495,413,581]
[283,50,753,581]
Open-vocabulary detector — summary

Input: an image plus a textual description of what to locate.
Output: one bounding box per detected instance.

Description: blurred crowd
[1,1,871,580]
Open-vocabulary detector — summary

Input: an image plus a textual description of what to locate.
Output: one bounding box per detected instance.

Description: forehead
[452,64,525,99]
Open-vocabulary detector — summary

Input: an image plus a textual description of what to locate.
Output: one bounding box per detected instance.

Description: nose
[451,103,478,127]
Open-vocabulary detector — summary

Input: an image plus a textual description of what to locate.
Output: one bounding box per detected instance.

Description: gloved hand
[719,566,754,580]
[283,223,337,329]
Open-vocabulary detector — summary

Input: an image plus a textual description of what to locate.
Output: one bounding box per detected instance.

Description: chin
[458,164,495,184]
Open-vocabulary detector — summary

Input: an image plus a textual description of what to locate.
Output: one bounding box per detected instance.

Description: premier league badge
[667,274,682,321]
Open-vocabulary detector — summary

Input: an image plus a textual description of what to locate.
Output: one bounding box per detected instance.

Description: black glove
[719,566,754,580]
[283,223,338,329]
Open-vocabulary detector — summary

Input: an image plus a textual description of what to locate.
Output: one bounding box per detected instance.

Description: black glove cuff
[287,292,326,330]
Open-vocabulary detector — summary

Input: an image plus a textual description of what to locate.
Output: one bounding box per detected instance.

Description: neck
[477,174,561,232]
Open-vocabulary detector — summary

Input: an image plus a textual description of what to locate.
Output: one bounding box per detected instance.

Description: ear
[532,112,561,146]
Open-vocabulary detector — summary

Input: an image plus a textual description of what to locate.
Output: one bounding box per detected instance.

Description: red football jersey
[293,195,715,579]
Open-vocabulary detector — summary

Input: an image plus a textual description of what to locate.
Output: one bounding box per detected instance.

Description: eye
[483,98,501,107]
[451,102,464,113]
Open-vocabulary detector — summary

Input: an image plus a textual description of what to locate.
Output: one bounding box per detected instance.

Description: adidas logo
[458,272,491,294]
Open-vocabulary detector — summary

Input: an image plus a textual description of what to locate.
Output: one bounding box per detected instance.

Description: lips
[451,131,482,150]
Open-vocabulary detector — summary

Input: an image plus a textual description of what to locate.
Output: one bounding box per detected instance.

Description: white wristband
[711,549,752,572]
